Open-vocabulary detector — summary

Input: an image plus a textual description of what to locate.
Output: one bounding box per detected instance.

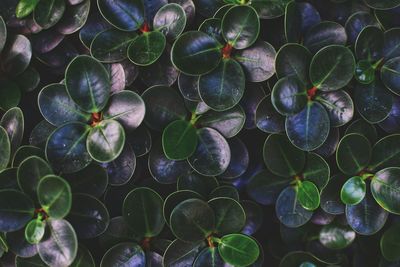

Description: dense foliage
[0,0,400,266]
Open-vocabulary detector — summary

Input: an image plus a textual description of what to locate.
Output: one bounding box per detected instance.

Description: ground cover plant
[0,0,400,266]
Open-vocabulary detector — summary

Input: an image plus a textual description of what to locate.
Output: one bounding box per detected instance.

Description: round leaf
[101,144,135,186]
[336,133,371,175]
[153,3,187,40]
[24,219,45,244]
[380,224,400,262]
[371,167,400,214]
[123,187,164,238]
[37,219,78,267]
[38,175,71,219]
[199,58,245,111]
[1,35,32,76]
[297,181,320,211]
[271,76,307,116]
[0,189,34,232]
[319,224,356,250]
[309,45,355,91]
[162,120,198,160]
[320,174,346,215]
[208,197,245,235]
[33,0,65,29]
[303,21,347,54]
[370,134,400,170]
[303,153,330,191]
[170,198,215,242]
[65,55,110,113]
[255,96,285,134]
[316,90,354,127]
[381,56,400,95]
[187,127,231,176]
[127,31,166,66]
[171,31,222,75]
[221,5,260,49]
[0,126,10,171]
[341,176,366,205]
[100,242,145,267]
[97,0,144,31]
[1,107,24,158]
[218,234,259,267]
[45,122,92,173]
[87,119,125,163]
[177,172,219,197]
[285,101,330,151]
[38,83,91,126]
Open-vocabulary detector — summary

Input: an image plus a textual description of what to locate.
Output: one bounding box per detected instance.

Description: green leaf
[380,224,400,262]
[55,0,90,35]
[0,80,21,111]
[303,153,330,191]
[319,224,356,250]
[65,55,110,113]
[153,3,187,40]
[209,185,239,200]
[286,101,330,151]
[177,173,219,197]
[218,234,259,267]
[255,95,285,134]
[234,41,276,82]
[127,31,166,66]
[371,167,400,214]
[70,245,95,267]
[90,29,137,63]
[263,133,305,177]
[33,0,65,29]
[364,0,400,10]
[0,126,10,171]
[170,198,215,242]
[0,35,32,77]
[103,90,145,132]
[171,31,222,75]
[221,5,260,49]
[345,118,378,144]
[355,26,383,61]
[122,187,164,238]
[15,0,39,18]
[354,59,376,84]
[0,189,34,232]
[17,156,53,199]
[1,107,24,158]
[316,90,354,127]
[370,134,400,170]
[340,176,366,205]
[336,133,371,175]
[208,197,245,235]
[67,193,109,239]
[346,192,388,235]
[303,21,347,54]
[309,45,355,91]
[162,120,198,160]
[46,122,92,173]
[38,83,91,126]
[276,186,313,227]
[199,58,245,111]
[24,219,45,244]
[251,0,291,19]
[97,0,144,31]
[271,76,307,116]
[100,242,145,267]
[187,127,231,176]
[381,56,400,96]
[320,174,346,215]
[38,175,71,219]
[87,119,125,163]
[163,239,204,267]
[0,16,6,54]
[37,219,78,267]
[297,181,320,211]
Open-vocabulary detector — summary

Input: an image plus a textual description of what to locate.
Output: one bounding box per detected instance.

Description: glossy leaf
[171,31,222,75]
[341,176,366,205]
[187,127,230,176]
[65,55,110,113]
[303,153,330,191]
[0,189,34,232]
[199,58,245,111]
[162,120,197,160]
[37,219,78,267]
[0,80,20,111]
[271,76,307,116]
[371,167,400,214]
[303,21,347,54]
[276,186,313,228]
[153,3,187,40]
[33,0,65,29]
[177,173,219,197]
[285,102,330,151]
[100,242,145,267]
[255,96,285,133]
[0,35,31,77]
[319,224,356,250]
[263,133,305,177]
[163,239,204,267]
[336,133,371,175]
[127,31,166,66]
[163,190,203,226]
[364,0,400,9]
[24,219,45,244]
[380,224,400,262]
[221,5,260,49]
[1,107,24,158]
[316,90,354,127]
[219,137,249,179]
[38,175,71,219]
[381,56,400,96]
[123,187,164,238]
[17,156,53,199]
[67,193,109,239]
[208,197,245,235]
[0,127,10,171]
[70,245,95,267]
[0,16,6,53]
[46,122,92,173]
[97,0,144,31]
[355,26,383,61]
[309,45,355,91]
[297,181,320,211]
[170,198,215,242]
[370,134,400,170]
[65,163,108,197]
[38,83,91,126]
[55,0,90,35]
[345,118,378,144]
[16,0,39,19]
[87,119,125,163]
[252,0,290,19]
[209,185,239,201]
[320,174,346,215]
[90,29,137,63]
[218,234,259,267]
